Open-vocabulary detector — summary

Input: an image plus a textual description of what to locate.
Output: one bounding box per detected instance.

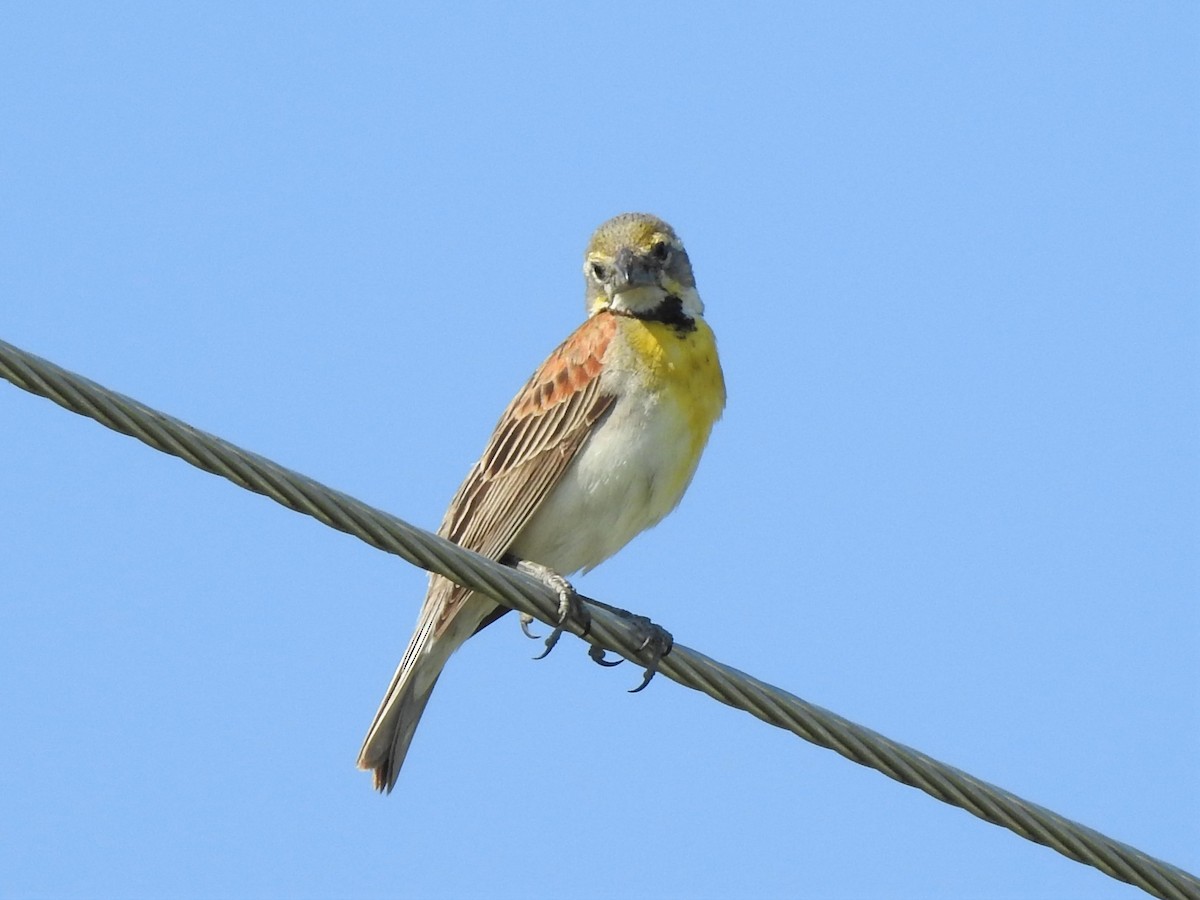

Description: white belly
[508,389,700,575]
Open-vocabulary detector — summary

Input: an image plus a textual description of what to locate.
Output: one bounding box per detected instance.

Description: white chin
[608,286,668,316]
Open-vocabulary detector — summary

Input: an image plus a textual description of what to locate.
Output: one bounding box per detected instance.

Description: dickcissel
[357,212,725,792]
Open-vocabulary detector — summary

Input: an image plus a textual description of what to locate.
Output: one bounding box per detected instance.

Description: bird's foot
[509,558,590,659]
[584,601,674,692]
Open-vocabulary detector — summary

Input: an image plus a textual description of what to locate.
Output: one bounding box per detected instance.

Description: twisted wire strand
[1,337,1196,900]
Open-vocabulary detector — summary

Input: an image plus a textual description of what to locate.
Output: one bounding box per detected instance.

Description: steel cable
[2,337,1196,900]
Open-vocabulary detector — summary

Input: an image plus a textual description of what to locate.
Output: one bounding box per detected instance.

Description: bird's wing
[430,311,619,635]
[358,312,618,784]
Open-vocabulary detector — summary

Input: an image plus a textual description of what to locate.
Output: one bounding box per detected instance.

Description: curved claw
[627,619,673,693]
[629,665,658,693]
[519,613,541,640]
[588,644,624,667]
[533,624,565,660]
[534,589,591,660]
[511,557,589,660]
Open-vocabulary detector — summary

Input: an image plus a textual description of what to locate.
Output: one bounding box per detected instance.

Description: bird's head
[583,213,703,320]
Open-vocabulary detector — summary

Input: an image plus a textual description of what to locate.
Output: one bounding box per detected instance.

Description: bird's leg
[503,554,673,690]
[505,556,590,659]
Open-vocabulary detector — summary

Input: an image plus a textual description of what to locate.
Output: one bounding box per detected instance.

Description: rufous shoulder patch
[512,312,615,418]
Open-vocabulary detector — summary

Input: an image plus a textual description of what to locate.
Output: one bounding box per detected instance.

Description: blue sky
[1,3,1196,898]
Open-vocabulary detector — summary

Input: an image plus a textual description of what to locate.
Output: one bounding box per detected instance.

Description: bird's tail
[357,610,453,793]
[358,579,496,793]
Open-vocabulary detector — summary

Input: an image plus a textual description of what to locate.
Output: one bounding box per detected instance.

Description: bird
[357,212,726,792]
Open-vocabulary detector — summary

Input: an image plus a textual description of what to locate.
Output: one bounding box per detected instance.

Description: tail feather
[358,671,441,793]
[358,583,494,793]
[357,615,450,793]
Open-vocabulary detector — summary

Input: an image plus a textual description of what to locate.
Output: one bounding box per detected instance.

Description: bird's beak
[611,248,660,294]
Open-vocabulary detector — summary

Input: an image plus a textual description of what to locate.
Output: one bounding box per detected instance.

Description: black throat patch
[631,294,696,333]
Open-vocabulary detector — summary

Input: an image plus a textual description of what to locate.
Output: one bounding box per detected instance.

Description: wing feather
[429,312,618,634]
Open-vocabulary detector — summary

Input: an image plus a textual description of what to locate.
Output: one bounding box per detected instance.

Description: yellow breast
[512,313,725,574]
[624,316,726,450]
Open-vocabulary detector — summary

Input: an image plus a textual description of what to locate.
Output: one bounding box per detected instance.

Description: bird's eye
[590,262,609,281]
[650,240,671,262]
